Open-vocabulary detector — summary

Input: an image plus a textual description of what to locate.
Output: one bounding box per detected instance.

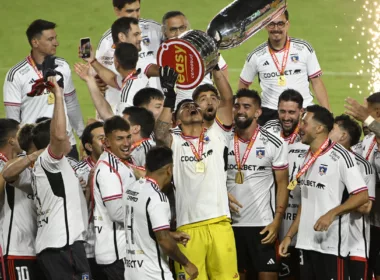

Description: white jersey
[74,156,96,258]
[124,177,173,280]
[263,119,302,144]
[175,56,228,107]
[240,37,322,110]
[93,150,136,264]
[171,122,231,228]
[348,151,376,258]
[32,147,88,254]
[130,138,156,167]
[3,57,77,145]
[296,141,368,257]
[96,19,162,113]
[227,127,288,226]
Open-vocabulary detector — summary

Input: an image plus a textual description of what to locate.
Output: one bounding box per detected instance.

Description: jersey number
[16,266,30,280]
[125,205,135,244]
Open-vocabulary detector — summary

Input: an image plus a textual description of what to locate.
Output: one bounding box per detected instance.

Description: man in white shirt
[279,105,369,280]
[124,146,198,280]
[3,19,85,159]
[238,10,329,125]
[30,76,90,279]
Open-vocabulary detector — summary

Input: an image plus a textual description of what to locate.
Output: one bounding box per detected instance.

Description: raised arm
[311,77,330,110]
[213,69,233,126]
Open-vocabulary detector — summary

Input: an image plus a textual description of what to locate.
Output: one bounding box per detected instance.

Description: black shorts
[37,241,91,280]
[258,107,279,126]
[233,226,279,273]
[99,259,124,280]
[348,256,368,280]
[369,226,380,277]
[88,258,108,280]
[279,246,300,279]
[0,256,46,280]
[299,250,348,280]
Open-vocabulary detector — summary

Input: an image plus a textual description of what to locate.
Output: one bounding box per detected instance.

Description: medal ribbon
[27,55,43,79]
[104,147,146,171]
[269,37,290,76]
[365,137,377,161]
[146,176,159,187]
[130,138,151,153]
[181,129,206,162]
[281,123,300,144]
[234,126,260,172]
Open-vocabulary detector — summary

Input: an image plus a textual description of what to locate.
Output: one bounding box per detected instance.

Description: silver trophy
[207,0,287,50]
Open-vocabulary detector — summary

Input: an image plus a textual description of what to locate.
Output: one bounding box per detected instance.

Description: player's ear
[118,32,126,43]
[84,143,93,153]
[114,7,121,17]
[254,108,262,119]
[133,125,141,135]
[104,137,111,148]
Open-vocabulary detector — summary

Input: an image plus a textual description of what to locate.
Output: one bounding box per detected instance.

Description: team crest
[142,36,151,46]
[81,273,90,280]
[203,135,211,144]
[178,272,186,280]
[319,164,328,176]
[291,54,299,63]
[256,147,265,159]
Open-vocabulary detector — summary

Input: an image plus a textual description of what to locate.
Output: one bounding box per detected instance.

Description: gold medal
[287,180,298,190]
[235,171,244,184]
[195,161,205,173]
[47,92,55,105]
[278,75,286,86]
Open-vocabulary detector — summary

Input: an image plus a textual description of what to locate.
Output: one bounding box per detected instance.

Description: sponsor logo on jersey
[273,126,281,133]
[329,150,340,162]
[319,164,328,175]
[289,149,308,158]
[299,179,326,190]
[291,54,299,63]
[263,60,270,66]
[139,51,154,59]
[228,164,266,171]
[29,78,37,84]
[124,259,144,268]
[262,69,302,79]
[180,150,213,162]
[256,147,265,158]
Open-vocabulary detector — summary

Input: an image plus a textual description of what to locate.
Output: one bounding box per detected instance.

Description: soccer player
[227,89,289,280]
[72,121,106,280]
[279,105,369,280]
[155,66,239,279]
[161,10,229,107]
[328,114,376,280]
[30,76,90,279]
[96,0,162,113]
[3,19,85,159]
[133,87,164,120]
[238,10,329,125]
[122,106,156,167]
[124,146,198,279]
[92,116,136,279]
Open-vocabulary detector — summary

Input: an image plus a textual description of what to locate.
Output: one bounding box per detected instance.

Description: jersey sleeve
[306,48,322,79]
[3,72,22,118]
[366,166,376,201]
[272,139,289,170]
[340,154,368,195]
[239,54,258,86]
[95,31,111,61]
[39,146,64,172]
[218,54,228,71]
[148,195,170,232]
[96,163,124,202]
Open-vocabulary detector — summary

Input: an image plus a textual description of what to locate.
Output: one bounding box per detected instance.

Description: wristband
[364,115,375,127]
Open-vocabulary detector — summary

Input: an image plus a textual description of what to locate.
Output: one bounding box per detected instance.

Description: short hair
[32,119,51,150]
[133,88,164,107]
[17,124,35,152]
[113,0,140,10]
[284,10,289,20]
[192,84,219,101]
[334,114,362,146]
[111,17,139,44]
[367,92,380,105]
[104,116,130,135]
[26,19,56,45]
[235,88,261,107]
[162,11,186,24]
[81,121,104,156]
[122,107,155,138]
[114,42,139,70]
[306,105,334,132]
[145,146,173,172]
[278,89,303,109]
[35,117,51,124]
[0,119,20,148]
[174,99,193,120]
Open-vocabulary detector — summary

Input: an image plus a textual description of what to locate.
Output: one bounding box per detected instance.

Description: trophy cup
[157,0,287,90]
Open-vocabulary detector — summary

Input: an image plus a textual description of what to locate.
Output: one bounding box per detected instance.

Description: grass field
[0,0,372,121]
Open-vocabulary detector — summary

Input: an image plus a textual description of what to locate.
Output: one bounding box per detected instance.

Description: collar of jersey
[310,139,335,157]
[267,36,290,53]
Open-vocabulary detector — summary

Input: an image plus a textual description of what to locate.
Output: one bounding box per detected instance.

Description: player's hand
[74,63,91,82]
[314,210,335,232]
[278,236,292,257]
[159,66,178,96]
[260,220,280,244]
[95,75,108,95]
[78,45,95,63]
[47,76,63,96]
[228,192,242,214]
[344,97,370,122]
[184,262,198,280]
[170,231,190,247]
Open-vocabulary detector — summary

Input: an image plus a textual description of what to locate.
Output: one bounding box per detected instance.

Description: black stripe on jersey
[108,153,113,173]
[260,128,282,148]
[73,160,87,171]
[97,29,111,50]
[142,141,152,156]
[95,169,106,207]
[121,80,134,103]
[145,198,165,279]
[338,215,342,257]
[362,216,368,259]
[247,42,268,62]
[113,222,120,260]
[290,38,314,53]
[332,145,354,168]
[354,153,373,175]
[7,60,27,82]
[4,184,15,255]
[151,183,167,202]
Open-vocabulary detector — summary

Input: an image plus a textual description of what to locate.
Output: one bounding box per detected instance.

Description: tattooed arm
[155,107,173,147]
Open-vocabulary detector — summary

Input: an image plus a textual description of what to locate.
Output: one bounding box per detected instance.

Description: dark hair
[174,99,193,120]
[17,124,35,152]
[81,121,104,156]
[133,87,164,107]
[0,119,20,148]
[35,117,51,124]
[284,10,289,21]
[367,92,380,105]
[114,42,139,70]
[26,19,56,45]
[113,0,140,9]
[192,84,219,101]
[146,146,173,172]
[111,17,139,44]
[104,116,130,135]
[32,119,51,150]
[306,105,334,132]
[334,114,362,146]
[235,88,261,107]
[122,107,155,138]
[162,11,186,24]
[278,89,303,109]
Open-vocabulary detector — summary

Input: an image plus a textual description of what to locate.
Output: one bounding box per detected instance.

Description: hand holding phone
[80,37,91,59]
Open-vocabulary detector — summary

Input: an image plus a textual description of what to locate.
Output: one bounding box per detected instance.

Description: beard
[281,120,299,136]
[203,111,217,121]
[235,116,254,129]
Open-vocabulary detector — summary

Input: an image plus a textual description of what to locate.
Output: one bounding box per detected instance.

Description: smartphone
[80,37,91,59]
